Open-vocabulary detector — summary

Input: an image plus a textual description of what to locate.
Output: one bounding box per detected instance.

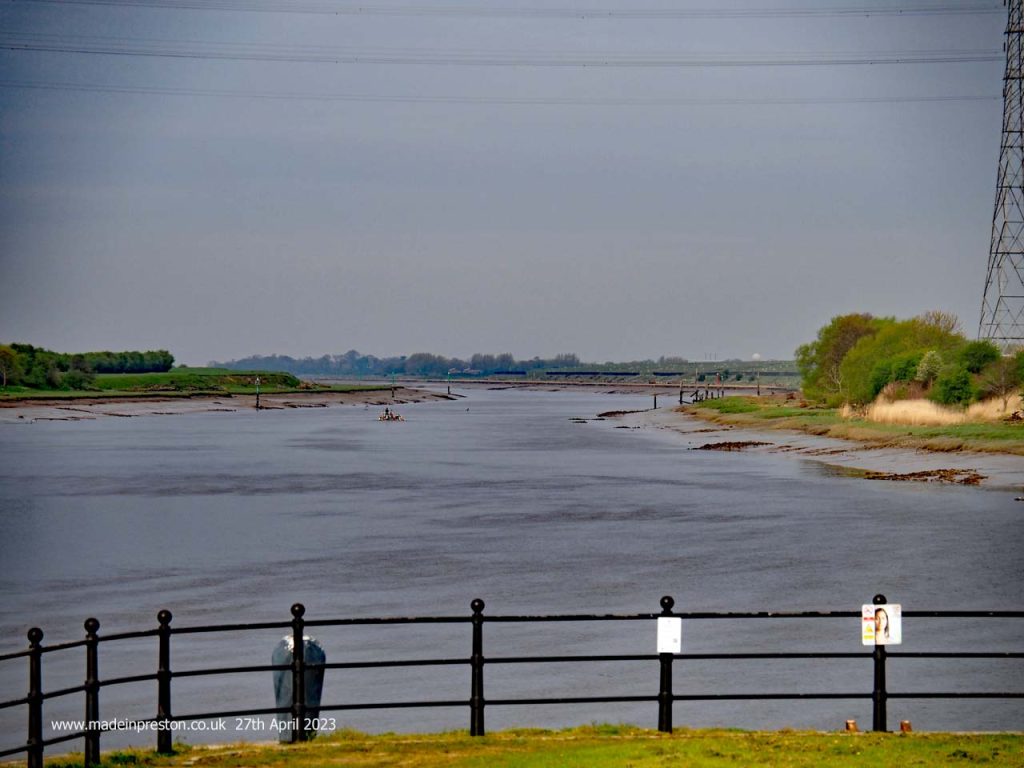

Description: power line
[14,0,1006,19]
[0,78,1001,105]
[0,34,1002,67]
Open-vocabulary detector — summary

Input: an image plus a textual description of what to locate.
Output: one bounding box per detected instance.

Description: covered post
[272,604,326,743]
[871,593,888,732]
[657,596,678,733]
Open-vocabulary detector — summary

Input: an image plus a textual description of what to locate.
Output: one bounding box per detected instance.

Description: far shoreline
[0,386,456,423]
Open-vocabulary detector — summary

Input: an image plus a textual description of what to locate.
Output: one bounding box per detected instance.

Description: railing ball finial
[84,618,100,636]
[471,598,485,615]
[660,595,675,615]
[873,594,887,606]
[27,627,43,646]
[291,603,305,619]
[157,609,173,626]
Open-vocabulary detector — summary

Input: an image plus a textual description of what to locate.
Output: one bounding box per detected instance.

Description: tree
[915,350,943,385]
[0,345,19,389]
[931,366,975,406]
[979,355,1022,412]
[919,310,962,336]
[958,340,1001,374]
[795,313,880,404]
[838,315,964,405]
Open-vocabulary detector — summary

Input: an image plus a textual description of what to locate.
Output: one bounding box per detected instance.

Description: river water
[0,389,1021,752]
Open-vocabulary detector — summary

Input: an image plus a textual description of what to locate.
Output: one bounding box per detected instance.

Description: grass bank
[41,726,1024,767]
[0,369,391,401]
[683,396,1024,456]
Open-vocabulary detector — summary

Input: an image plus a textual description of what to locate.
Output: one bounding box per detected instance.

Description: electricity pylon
[980,0,1024,350]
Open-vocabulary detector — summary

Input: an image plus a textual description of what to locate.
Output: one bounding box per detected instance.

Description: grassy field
[684,397,1024,455]
[41,726,1024,768]
[0,369,391,400]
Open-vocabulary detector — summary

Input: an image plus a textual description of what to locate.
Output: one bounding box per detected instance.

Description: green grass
[40,727,1024,768]
[684,397,1024,455]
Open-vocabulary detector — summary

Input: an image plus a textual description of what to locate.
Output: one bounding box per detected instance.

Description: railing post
[657,596,675,733]
[469,598,485,736]
[156,609,173,754]
[291,603,307,743]
[84,618,100,767]
[27,627,43,768]
[871,593,888,733]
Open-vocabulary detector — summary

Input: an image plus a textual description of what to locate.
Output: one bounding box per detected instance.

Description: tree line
[212,350,587,378]
[0,344,174,390]
[796,311,1023,409]
[210,351,743,378]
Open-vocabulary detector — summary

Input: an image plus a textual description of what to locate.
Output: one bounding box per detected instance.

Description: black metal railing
[1,593,1022,767]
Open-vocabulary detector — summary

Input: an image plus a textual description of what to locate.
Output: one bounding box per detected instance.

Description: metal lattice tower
[980,0,1024,350]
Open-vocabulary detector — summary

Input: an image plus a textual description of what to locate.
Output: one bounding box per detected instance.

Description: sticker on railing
[862,604,902,645]
[657,617,682,653]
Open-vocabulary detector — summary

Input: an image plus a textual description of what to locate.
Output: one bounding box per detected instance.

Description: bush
[62,370,96,390]
[838,315,963,404]
[915,350,942,384]
[931,366,976,406]
[958,340,1001,374]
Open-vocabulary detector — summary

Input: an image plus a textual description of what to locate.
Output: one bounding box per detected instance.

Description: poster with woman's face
[862,604,902,645]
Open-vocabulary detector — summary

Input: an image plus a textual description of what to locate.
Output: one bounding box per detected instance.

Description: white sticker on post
[861,604,902,646]
[657,616,682,654]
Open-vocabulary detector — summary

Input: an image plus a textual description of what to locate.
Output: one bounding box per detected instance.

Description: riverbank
[680,396,1024,456]
[617,405,1024,491]
[33,726,1024,768]
[0,387,454,423]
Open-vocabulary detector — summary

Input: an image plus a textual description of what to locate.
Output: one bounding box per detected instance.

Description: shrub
[915,350,942,384]
[958,340,1001,374]
[931,366,976,406]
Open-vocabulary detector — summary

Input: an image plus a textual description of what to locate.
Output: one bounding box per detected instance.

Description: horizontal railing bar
[41,683,88,701]
[471,618,647,622]
[889,692,1024,699]
[38,639,88,654]
[0,744,29,758]
[902,611,1024,618]
[305,617,470,627]
[170,706,290,721]
[173,664,289,678]
[320,659,467,670]
[171,621,292,635]
[0,649,31,663]
[319,700,467,711]
[671,693,870,701]
[888,652,1024,659]
[489,695,656,705]
[486,611,864,622]
[677,652,870,660]
[41,731,87,748]
[490,654,654,664]
[100,672,158,687]
[97,628,160,642]
[0,696,30,711]
[487,652,871,664]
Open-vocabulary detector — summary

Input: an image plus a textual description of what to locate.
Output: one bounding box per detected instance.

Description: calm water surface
[0,389,1021,749]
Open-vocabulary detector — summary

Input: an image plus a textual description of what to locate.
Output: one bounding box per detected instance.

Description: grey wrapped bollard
[272,635,325,742]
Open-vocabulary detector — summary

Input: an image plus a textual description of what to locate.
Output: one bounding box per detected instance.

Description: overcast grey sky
[0,1,1006,364]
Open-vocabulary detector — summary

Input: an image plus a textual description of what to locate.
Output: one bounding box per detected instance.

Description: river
[0,388,1021,752]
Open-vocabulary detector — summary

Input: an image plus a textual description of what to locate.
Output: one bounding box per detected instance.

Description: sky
[0,0,1007,365]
